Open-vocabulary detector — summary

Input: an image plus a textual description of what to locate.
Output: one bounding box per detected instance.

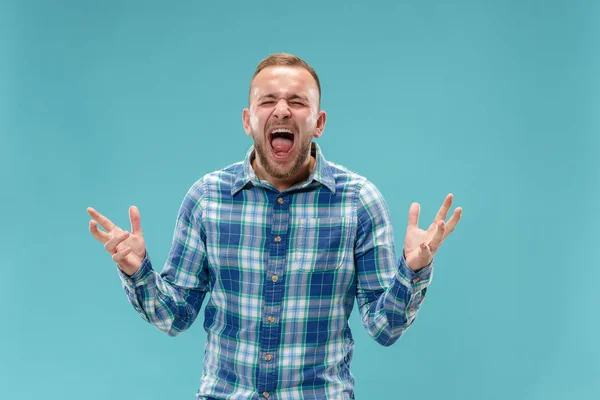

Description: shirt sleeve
[117,179,211,337]
[354,179,434,346]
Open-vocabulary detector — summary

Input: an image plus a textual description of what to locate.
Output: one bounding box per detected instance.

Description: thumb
[406,242,433,271]
[129,206,143,236]
[419,241,432,256]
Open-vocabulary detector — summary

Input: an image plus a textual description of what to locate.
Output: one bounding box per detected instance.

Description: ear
[313,110,327,139]
[242,108,252,136]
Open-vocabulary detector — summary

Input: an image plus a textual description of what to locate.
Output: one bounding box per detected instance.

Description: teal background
[1,0,598,399]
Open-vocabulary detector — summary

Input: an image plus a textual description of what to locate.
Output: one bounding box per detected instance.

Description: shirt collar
[231,142,336,195]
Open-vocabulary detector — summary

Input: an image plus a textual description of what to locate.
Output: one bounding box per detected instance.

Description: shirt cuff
[117,250,153,291]
[396,250,434,292]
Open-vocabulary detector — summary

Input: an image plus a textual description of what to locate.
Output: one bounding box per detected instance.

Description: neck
[252,156,316,192]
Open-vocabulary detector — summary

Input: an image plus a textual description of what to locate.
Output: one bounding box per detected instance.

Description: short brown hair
[249,53,321,106]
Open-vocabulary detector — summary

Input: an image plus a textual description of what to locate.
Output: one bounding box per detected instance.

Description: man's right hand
[87,206,146,277]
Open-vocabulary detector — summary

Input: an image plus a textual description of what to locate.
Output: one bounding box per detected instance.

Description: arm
[88,179,210,337]
[354,180,433,347]
[118,180,210,336]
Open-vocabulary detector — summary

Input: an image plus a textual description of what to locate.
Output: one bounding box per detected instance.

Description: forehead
[251,66,318,99]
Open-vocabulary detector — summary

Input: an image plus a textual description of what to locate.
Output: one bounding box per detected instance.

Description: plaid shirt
[119,143,433,400]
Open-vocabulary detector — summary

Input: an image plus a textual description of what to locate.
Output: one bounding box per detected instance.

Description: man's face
[243,66,326,181]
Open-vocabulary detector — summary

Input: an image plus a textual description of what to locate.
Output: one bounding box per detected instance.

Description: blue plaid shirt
[119,143,433,399]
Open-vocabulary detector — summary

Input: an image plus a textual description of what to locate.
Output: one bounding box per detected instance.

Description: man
[87,53,462,399]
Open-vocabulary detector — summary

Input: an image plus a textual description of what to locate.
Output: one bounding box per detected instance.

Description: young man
[88,53,462,400]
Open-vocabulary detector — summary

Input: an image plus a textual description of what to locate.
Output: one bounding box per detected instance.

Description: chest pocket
[292,217,352,272]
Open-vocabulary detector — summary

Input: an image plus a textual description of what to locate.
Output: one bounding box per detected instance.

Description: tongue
[272,137,293,153]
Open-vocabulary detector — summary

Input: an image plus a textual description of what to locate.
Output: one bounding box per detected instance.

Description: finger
[425,221,437,238]
[428,220,446,251]
[112,246,132,263]
[87,207,116,232]
[444,207,463,239]
[129,206,143,236]
[407,203,420,228]
[89,220,110,243]
[104,230,130,254]
[424,221,438,245]
[434,193,453,222]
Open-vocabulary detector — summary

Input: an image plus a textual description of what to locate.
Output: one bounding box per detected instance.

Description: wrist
[404,248,432,271]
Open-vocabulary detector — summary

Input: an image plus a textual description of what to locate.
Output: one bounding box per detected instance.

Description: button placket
[256,193,290,396]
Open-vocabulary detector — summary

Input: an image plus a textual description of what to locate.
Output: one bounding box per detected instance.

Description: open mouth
[269,127,295,158]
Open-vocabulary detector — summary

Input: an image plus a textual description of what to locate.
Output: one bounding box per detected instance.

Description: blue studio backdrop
[1,0,598,399]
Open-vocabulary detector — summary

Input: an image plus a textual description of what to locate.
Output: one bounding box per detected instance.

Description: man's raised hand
[87,206,146,276]
[404,194,462,271]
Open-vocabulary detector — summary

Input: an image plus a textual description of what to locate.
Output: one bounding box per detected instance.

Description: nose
[273,99,291,120]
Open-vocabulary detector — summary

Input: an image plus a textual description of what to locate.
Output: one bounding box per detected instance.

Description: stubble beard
[253,131,313,180]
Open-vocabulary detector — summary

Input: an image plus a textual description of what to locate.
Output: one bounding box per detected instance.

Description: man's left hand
[404,193,462,271]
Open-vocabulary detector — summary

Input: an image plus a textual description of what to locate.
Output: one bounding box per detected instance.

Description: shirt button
[271,275,279,283]
[263,391,270,398]
[277,197,284,204]
[274,235,281,243]
[264,353,272,361]
[412,277,420,284]
[408,306,415,313]
[267,315,275,323]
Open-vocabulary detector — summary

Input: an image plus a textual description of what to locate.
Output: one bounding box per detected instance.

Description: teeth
[271,128,293,134]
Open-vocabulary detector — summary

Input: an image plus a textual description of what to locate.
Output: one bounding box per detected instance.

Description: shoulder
[325,160,383,201]
[182,161,244,212]
[326,160,366,187]
[201,161,244,190]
